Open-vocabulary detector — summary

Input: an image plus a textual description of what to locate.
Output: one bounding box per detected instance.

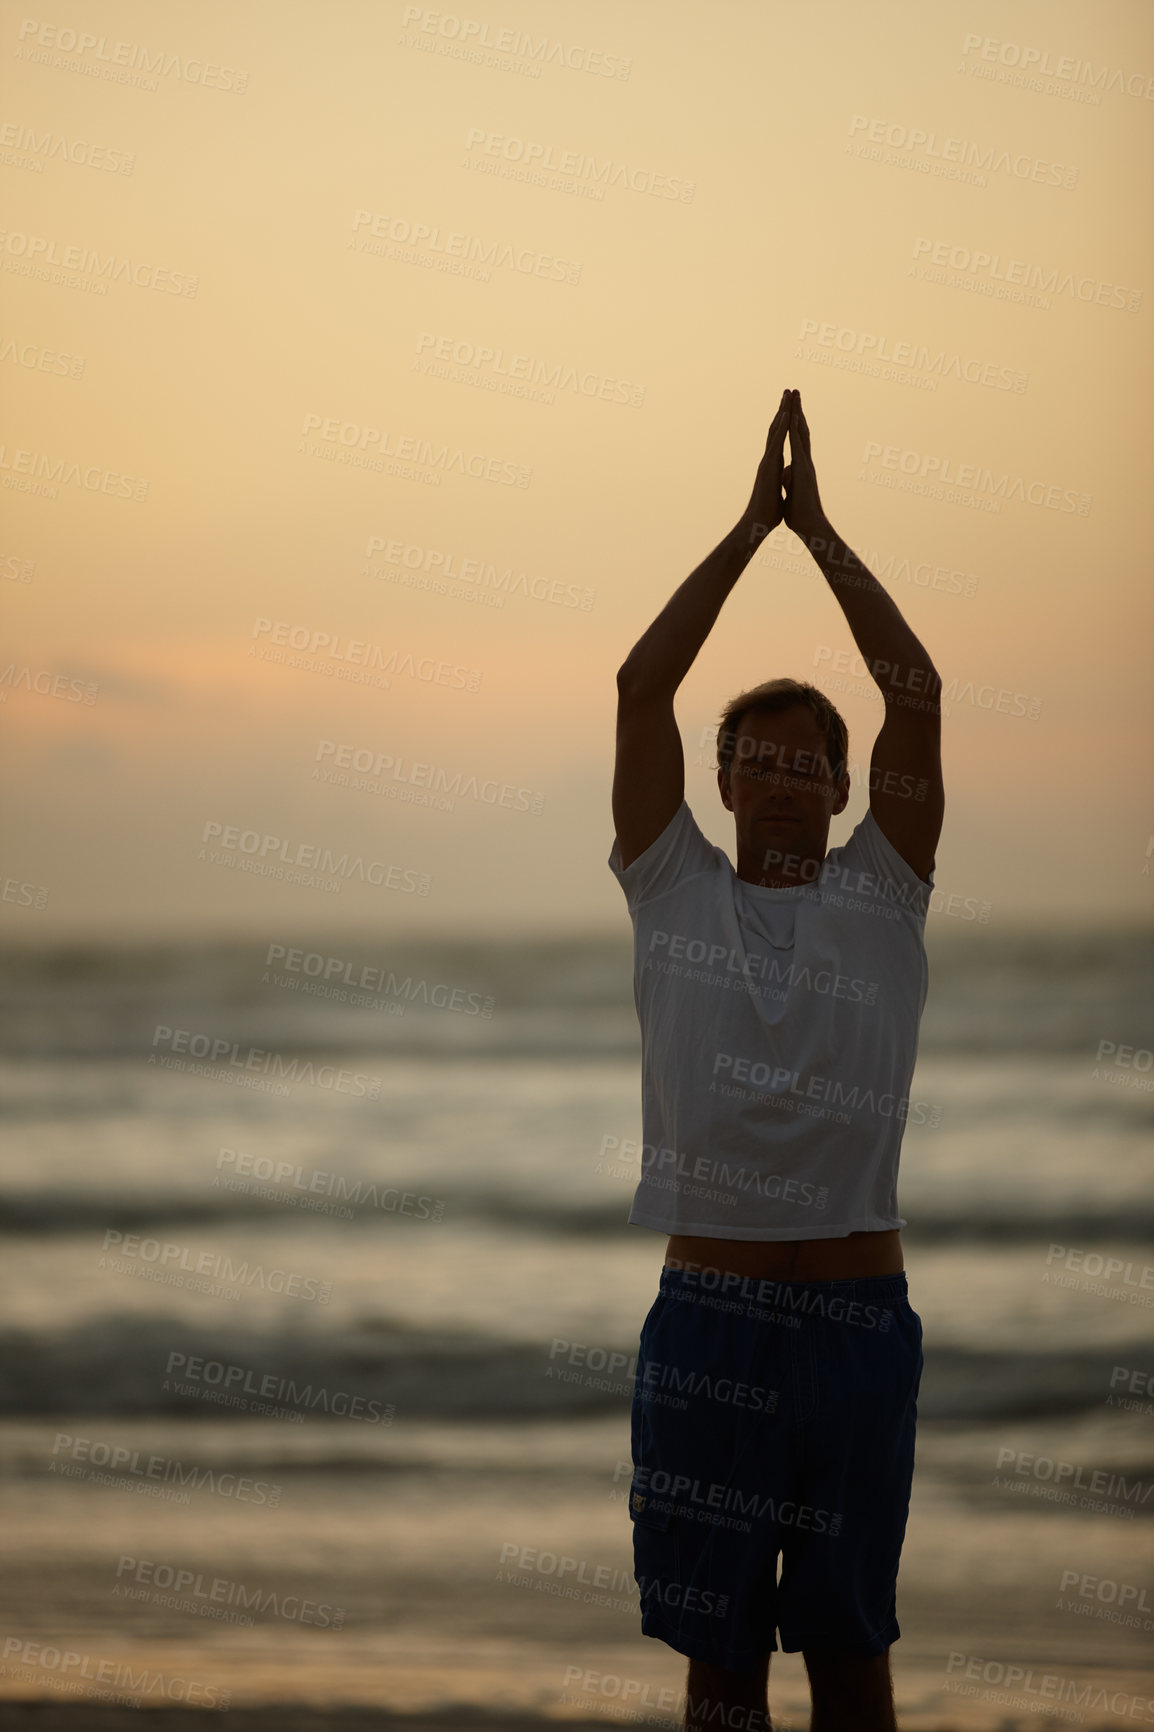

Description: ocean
[0,925,1151,1728]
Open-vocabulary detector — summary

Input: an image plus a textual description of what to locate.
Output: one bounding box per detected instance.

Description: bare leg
[685,1654,773,1731]
[803,1648,896,1732]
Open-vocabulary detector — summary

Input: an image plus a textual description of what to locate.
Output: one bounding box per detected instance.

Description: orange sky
[2,0,1152,937]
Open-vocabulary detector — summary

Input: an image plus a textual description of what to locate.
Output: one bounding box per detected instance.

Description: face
[718,705,849,883]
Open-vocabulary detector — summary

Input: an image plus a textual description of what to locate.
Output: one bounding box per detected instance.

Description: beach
[0,930,1150,1730]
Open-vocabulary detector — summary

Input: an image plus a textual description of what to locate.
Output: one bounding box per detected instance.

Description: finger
[765,391,790,442]
[765,414,789,456]
[793,390,812,450]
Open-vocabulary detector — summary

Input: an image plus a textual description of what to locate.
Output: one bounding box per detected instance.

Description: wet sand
[0,1705,1142,1732]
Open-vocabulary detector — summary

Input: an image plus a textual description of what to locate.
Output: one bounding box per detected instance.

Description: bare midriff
[664,1227,903,1281]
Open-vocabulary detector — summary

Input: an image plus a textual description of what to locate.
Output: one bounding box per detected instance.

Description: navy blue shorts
[628,1266,923,1667]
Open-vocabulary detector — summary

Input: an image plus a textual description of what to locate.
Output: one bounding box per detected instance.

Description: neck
[736,847,826,890]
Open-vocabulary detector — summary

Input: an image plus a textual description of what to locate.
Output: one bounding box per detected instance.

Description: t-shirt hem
[627,1208,907,1240]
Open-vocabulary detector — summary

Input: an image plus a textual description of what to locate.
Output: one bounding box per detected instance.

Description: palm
[782,393,824,539]
[743,389,791,540]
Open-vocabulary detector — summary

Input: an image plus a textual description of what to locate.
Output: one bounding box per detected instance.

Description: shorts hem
[641,1619,778,1667]
[779,1616,900,1656]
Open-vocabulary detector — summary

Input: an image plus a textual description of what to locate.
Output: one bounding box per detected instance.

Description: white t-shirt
[607,799,934,1240]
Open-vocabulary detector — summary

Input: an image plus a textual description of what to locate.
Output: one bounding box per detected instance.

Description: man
[608,389,944,1732]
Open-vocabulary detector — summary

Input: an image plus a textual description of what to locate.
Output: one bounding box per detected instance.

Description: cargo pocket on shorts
[629,1479,682,1599]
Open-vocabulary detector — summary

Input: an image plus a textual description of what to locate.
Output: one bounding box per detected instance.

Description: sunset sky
[2,0,1152,938]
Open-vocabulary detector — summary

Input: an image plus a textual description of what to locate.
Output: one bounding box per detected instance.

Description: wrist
[735,510,779,552]
[795,515,842,562]
[795,511,832,543]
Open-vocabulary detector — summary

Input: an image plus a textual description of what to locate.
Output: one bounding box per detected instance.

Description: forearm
[617,516,765,697]
[799,517,941,712]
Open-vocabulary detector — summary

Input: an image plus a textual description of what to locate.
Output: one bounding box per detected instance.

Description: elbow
[880,660,942,717]
[617,661,673,703]
[618,642,681,701]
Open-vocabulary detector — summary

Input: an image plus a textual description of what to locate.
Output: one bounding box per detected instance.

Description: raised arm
[613,391,792,869]
[782,389,944,884]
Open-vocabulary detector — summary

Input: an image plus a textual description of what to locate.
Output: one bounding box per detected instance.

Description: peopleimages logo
[15,18,249,93]
[400,9,632,80]
[298,412,531,487]
[213,1145,446,1224]
[0,1637,229,1710]
[415,329,646,406]
[0,441,148,499]
[662,1262,895,1331]
[630,1466,841,1535]
[993,1445,1154,1509]
[910,236,1141,313]
[646,928,880,1003]
[313,741,543,813]
[50,1432,281,1507]
[114,1554,346,1629]
[0,228,198,294]
[847,114,1079,188]
[859,439,1090,514]
[149,1023,383,1099]
[712,1052,941,1127]
[351,207,583,284]
[597,1133,831,1209]
[0,335,86,378]
[163,1351,392,1421]
[944,1651,1154,1722]
[262,943,493,1016]
[101,1228,333,1305]
[637,1356,778,1414]
[251,616,482,691]
[364,534,593,610]
[798,317,1027,393]
[959,33,1154,102]
[461,128,695,202]
[198,821,430,896]
[0,664,98,702]
[0,121,135,173]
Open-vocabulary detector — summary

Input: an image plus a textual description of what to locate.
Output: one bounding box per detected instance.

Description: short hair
[716,678,849,785]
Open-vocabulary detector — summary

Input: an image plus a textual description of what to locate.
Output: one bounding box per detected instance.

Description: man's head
[715,680,850,885]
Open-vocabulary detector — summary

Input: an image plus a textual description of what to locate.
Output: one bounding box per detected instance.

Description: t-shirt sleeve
[608,799,719,913]
[828,806,934,921]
